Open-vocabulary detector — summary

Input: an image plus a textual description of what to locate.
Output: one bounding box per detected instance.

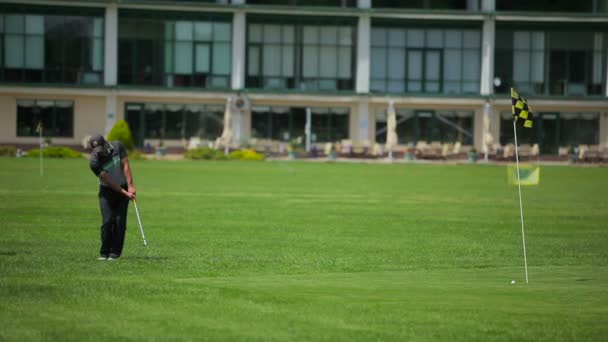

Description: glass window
[495,27,605,96]
[119,13,231,88]
[1,12,104,84]
[371,26,481,95]
[247,20,355,91]
[16,99,73,137]
[251,106,349,142]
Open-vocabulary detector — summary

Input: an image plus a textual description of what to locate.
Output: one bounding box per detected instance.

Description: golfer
[89,135,136,260]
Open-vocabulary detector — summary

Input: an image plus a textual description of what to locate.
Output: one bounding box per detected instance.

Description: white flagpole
[39,123,43,176]
[512,120,529,284]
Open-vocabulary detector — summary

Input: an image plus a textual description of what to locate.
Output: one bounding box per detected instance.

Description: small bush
[184,148,228,160]
[128,150,147,160]
[229,149,265,161]
[0,145,16,157]
[27,147,83,159]
[107,120,134,151]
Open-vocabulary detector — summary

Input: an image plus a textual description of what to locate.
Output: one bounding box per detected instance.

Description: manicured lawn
[1,158,607,341]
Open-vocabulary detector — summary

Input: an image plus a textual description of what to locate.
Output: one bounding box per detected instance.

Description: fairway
[1,158,607,341]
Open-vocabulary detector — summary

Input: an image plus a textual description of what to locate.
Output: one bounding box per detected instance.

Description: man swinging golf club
[89,134,136,261]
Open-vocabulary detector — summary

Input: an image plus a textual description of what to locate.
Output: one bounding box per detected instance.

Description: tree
[107,120,135,151]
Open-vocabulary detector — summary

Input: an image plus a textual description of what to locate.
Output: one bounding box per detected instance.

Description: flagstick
[512,120,529,284]
[39,124,43,176]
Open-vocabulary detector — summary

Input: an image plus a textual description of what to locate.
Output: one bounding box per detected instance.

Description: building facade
[0,0,607,155]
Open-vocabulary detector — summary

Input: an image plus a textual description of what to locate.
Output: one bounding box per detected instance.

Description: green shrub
[128,150,147,160]
[184,148,228,160]
[229,149,265,161]
[0,145,16,157]
[107,120,134,151]
[27,147,83,159]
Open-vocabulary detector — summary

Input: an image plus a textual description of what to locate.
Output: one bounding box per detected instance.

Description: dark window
[246,0,356,7]
[373,0,468,10]
[495,28,606,97]
[0,10,103,85]
[16,99,73,137]
[124,102,223,146]
[118,11,231,89]
[376,109,473,145]
[251,106,350,142]
[497,0,598,13]
[246,18,356,92]
[371,26,480,95]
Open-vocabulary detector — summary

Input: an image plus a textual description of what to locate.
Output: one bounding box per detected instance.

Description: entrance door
[538,112,560,155]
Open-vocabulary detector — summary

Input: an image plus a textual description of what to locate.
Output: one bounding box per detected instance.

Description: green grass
[1,158,607,341]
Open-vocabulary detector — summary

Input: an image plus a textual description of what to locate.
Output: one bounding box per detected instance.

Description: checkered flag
[511,88,533,128]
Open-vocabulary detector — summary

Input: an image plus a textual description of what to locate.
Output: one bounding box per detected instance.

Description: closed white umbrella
[219,97,233,154]
[386,100,398,160]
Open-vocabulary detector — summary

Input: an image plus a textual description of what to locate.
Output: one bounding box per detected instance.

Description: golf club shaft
[133,200,148,246]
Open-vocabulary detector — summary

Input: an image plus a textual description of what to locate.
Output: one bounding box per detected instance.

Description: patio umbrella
[386,100,398,159]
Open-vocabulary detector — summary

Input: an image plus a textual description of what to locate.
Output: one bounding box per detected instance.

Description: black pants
[98,185,129,257]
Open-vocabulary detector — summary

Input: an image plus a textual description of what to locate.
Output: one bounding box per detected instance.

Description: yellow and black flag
[511,88,533,128]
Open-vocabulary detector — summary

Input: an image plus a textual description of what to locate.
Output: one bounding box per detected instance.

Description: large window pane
[263,45,281,76]
[320,46,337,77]
[212,43,230,75]
[5,36,24,68]
[337,47,351,78]
[194,22,212,41]
[282,45,294,77]
[175,42,193,74]
[303,46,319,77]
[387,48,405,80]
[25,36,44,69]
[213,22,231,41]
[175,21,193,40]
[195,44,210,72]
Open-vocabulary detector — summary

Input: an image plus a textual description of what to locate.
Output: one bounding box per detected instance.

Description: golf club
[132,199,148,246]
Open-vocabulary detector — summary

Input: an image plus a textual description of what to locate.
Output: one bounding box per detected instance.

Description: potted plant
[468,147,478,163]
[567,146,577,164]
[404,142,415,161]
[328,143,338,160]
[287,137,301,160]
[156,139,166,157]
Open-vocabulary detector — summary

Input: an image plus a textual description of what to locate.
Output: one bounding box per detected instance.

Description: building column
[105,94,117,135]
[356,15,370,94]
[357,99,371,143]
[231,10,246,90]
[600,112,608,147]
[104,4,117,86]
[480,16,495,95]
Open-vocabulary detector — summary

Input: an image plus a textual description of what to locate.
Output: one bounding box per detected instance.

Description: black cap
[89,134,106,150]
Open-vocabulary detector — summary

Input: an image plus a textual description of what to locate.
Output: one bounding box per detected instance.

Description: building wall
[0,93,105,148]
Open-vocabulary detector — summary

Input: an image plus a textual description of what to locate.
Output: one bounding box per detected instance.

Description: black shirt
[89,141,128,187]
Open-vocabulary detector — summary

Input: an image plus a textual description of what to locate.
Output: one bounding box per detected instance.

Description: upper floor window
[0,8,104,85]
[246,17,356,92]
[246,0,357,7]
[371,25,481,95]
[118,11,231,88]
[495,27,606,97]
[496,0,607,13]
[373,0,469,10]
